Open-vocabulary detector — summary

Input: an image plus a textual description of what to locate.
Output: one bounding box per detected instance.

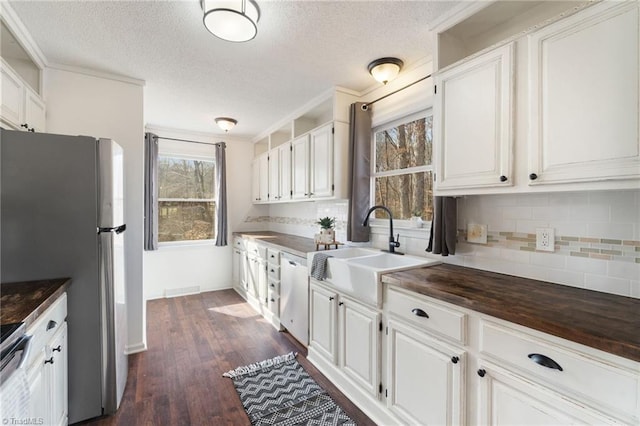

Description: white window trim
[370,109,434,227]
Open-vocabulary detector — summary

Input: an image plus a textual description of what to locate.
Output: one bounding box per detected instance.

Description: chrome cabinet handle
[528,353,563,371]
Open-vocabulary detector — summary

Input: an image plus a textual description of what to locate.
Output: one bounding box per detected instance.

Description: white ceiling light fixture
[215,117,238,132]
[201,0,260,43]
[367,57,404,85]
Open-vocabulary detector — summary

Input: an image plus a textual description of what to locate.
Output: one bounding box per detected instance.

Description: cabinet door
[232,249,247,291]
[434,42,514,190]
[246,257,259,298]
[48,322,68,426]
[310,124,334,198]
[291,135,310,199]
[258,153,269,202]
[528,1,639,185]
[387,320,465,425]
[24,85,45,133]
[309,282,337,363]
[1,60,24,128]
[279,143,292,201]
[251,160,261,203]
[477,361,616,425]
[27,348,49,423]
[268,148,280,201]
[339,298,380,396]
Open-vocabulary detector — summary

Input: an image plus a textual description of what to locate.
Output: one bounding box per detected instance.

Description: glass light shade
[368,58,404,85]
[202,0,259,42]
[215,117,238,132]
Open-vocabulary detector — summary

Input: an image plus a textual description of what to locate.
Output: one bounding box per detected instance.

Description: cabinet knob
[528,353,563,371]
[451,356,459,364]
[47,320,57,331]
[529,173,538,180]
[53,345,62,352]
[477,369,486,377]
[270,283,275,288]
[44,357,54,365]
[20,123,29,129]
[329,296,335,301]
[499,175,508,182]
[338,302,344,306]
[411,308,429,318]
[270,298,275,302]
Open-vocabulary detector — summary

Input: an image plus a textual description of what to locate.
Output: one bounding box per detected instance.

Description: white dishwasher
[280,252,309,346]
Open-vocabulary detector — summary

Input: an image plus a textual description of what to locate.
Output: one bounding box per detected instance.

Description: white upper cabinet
[527,0,639,186]
[434,42,514,190]
[278,143,292,201]
[251,152,269,203]
[1,58,45,132]
[433,0,639,195]
[268,147,281,201]
[309,123,334,198]
[291,134,310,200]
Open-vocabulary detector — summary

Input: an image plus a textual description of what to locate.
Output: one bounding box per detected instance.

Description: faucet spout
[362,205,403,255]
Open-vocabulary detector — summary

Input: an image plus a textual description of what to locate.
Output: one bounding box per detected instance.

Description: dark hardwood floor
[80,289,375,425]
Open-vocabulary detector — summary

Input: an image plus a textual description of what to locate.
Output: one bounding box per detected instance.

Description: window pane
[374,171,433,220]
[158,157,215,199]
[158,201,215,242]
[375,116,433,173]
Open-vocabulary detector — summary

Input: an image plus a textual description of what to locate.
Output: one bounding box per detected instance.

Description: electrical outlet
[536,228,555,252]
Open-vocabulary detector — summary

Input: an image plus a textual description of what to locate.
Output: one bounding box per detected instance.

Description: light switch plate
[467,224,488,244]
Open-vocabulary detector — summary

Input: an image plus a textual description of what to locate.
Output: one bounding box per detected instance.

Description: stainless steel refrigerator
[1,129,128,423]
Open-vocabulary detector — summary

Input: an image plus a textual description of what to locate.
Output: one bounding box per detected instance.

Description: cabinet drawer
[246,241,267,259]
[267,248,281,265]
[386,287,466,344]
[267,264,280,280]
[480,320,640,417]
[233,237,246,250]
[268,279,280,295]
[268,292,279,315]
[25,293,67,369]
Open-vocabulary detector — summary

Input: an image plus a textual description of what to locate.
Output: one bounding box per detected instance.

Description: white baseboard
[125,341,147,354]
[164,285,200,298]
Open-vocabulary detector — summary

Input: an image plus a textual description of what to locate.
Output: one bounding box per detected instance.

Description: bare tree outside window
[158,157,216,242]
[373,114,433,220]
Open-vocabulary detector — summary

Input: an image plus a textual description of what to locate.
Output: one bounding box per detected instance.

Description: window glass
[158,157,216,242]
[372,113,433,221]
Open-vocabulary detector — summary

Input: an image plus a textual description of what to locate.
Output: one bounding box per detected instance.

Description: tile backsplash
[241,189,640,298]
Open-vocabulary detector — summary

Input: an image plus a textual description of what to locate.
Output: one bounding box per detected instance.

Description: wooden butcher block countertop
[382,264,640,363]
[1,278,70,328]
[233,231,318,258]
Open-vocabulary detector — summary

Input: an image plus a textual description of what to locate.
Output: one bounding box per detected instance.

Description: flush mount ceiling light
[215,117,238,132]
[201,0,260,43]
[367,57,404,85]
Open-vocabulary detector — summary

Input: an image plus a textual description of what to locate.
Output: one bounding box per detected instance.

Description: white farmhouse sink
[308,247,440,307]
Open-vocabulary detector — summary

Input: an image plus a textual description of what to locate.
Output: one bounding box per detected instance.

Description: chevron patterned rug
[223,352,356,425]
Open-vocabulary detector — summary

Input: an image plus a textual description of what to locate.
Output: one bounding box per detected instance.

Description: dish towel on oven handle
[310,253,333,281]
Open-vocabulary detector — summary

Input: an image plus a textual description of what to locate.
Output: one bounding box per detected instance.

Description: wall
[44,67,147,352]
[143,126,265,300]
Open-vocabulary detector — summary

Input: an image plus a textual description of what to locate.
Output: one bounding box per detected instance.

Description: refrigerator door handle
[97,224,126,234]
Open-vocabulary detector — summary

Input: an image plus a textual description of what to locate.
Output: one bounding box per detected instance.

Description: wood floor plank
[79,289,375,425]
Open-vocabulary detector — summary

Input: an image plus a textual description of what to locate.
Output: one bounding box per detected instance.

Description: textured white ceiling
[8,0,461,139]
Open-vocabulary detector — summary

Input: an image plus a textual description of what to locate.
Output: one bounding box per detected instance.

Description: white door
[310,124,334,198]
[268,148,280,201]
[309,283,337,363]
[527,1,639,185]
[477,361,616,425]
[291,135,310,199]
[48,323,68,426]
[279,143,292,201]
[387,320,465,425]
[434,42,514,190]
[339,298,380,396]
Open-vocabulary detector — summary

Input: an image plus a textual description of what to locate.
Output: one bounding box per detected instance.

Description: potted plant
[316,216,336,243]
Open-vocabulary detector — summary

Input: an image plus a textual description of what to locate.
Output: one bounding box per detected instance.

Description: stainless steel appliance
[280,253,309,345]
[1,129,128,423]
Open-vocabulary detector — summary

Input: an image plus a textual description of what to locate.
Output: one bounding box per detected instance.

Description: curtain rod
[361,74,432,111]
[152,135,225,147]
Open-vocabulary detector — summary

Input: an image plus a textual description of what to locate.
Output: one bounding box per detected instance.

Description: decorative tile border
[459,229,640,264]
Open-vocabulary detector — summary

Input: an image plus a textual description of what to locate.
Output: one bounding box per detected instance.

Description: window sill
[158,239,217,249]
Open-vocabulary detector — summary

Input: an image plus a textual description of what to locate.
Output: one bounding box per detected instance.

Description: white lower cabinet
[477,361,617,425]
[26,293,68,426]
[386,319,465,425]
[309,282,338,363]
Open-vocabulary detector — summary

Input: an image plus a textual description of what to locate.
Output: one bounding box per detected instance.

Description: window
[158,156,216,243]
[372,111,433,221]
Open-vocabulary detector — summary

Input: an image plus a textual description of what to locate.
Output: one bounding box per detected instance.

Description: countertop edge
[24,279,70,329]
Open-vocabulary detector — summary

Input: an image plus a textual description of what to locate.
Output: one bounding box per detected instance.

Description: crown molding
[1,1,48,69]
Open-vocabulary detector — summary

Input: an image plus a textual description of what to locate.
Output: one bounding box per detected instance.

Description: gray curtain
[143,132,159,251]
[214,142,228,246]
[426,196,457,256]
[347,102,372,242]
